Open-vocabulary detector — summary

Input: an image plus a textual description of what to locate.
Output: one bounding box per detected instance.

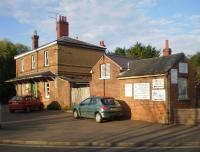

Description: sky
[0,0,200,55]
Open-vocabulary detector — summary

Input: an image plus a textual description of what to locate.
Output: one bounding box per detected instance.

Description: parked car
[8,96,44,113]
[73,97,123,123]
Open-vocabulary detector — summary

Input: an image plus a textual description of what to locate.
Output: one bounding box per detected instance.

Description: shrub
[47,101,61,110]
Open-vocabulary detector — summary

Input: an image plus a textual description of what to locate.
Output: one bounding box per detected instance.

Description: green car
[73,97,123,123]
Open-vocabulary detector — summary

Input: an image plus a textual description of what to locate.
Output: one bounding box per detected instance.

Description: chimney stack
[32,30,39,50]
[99,41,106,47]
[56,15,69,39]
[163,40,172,56]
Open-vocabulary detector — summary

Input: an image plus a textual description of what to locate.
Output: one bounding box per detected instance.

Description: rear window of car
[11,96,23,101]
[101,98,118,105]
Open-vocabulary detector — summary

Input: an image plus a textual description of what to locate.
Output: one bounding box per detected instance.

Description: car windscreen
[11,96,23,102]
[101,98,118,105]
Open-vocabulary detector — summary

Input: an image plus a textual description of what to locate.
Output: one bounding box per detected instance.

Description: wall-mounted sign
[152,89,166,101]
[179,62,188,74]
[124,84,132,97]
[171,69,178,84]
[152,79,164,89]
[134,83,150,100]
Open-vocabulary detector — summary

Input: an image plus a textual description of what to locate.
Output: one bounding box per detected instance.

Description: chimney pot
[163,39,171,56]
[56,15,69,38]
[99,41,106,47]
[32,30,39,50]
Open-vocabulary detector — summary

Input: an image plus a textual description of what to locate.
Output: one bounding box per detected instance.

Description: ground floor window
[178,77,188,100]
[44,82,50,98]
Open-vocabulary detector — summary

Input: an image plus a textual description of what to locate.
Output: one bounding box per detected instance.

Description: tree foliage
[0,39,29,103]
[188,52,200,81]
[107,42,160,58]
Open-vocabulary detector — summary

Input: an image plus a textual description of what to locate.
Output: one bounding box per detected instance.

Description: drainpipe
[103,55,105,97]
[166,74,171,124]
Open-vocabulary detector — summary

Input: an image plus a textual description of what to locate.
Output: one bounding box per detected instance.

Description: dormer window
[100,63,110,79]
[31,55,36,69]
[44,51,49,66]
[21,59,24,72]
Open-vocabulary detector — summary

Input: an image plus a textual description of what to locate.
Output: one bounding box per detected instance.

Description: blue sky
[0,0,200,55]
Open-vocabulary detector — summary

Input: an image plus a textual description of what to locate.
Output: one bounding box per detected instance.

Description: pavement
[0,105,200,148]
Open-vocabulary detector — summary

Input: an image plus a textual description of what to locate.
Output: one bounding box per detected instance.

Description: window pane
[178,78,188,100]
[100,64,106,78]
[106,63,110,78]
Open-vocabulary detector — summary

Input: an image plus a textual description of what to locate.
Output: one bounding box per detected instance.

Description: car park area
[1,105,200,147]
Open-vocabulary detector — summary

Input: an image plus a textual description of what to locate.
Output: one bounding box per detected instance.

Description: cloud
[0,0,200,54]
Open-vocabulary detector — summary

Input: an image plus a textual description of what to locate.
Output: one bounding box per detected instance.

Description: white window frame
[44,51,49,66]
[21,59,24,72]
[44,82,50,98]
[100,63,110,79]
[178,77,188,100]
[124,84,132,97]
[31,55,36,69]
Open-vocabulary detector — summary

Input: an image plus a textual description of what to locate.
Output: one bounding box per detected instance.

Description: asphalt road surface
[0,145,200,152]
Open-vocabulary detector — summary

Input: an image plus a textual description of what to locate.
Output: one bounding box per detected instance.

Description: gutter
[118,74,167,79]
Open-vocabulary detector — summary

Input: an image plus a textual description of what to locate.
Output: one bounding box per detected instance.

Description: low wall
[176,109,200,125]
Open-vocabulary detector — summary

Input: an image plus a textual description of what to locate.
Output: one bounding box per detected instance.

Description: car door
[79,98,91,117]
[87,98,98,118]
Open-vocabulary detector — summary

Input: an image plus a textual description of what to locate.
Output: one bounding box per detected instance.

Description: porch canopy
[6,71,56,84]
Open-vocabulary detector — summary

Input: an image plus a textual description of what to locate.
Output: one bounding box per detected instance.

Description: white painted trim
[14,41,57,59]
[118,74,167,79]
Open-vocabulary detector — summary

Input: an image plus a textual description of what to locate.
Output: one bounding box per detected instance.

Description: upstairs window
[44,82,50,98]
[100,63,110,79]
[44,51,49,66]
[31,55,36,69]
[21,59,24,72]
[178,77,188,100]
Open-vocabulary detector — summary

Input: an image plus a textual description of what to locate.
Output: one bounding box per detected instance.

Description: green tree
[110,42,160,58]
[114,47,126,56]
[0,39,29,104]
[188,52,200,81]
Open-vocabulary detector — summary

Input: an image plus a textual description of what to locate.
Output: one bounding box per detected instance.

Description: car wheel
[25,107,31,113]
[73,110,79,119]
[95,113,102,123]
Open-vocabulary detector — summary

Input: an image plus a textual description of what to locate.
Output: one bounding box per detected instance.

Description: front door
[31,83,37,97]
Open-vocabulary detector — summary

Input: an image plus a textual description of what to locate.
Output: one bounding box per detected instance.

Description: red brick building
[90,54,133,99]
[7,16,105,108]
[91,40,197,124]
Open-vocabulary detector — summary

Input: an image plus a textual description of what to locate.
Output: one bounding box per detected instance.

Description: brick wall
[90,55,121,99]
[58,45,104,76]
[168,58,197,123]
[119,76,168,124]
[16,44,58,77]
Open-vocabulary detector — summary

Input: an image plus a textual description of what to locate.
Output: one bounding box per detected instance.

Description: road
[0,145,200,152]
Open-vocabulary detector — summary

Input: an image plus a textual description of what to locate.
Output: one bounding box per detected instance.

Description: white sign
[152,89,166,101]
[124,84,132,97]
[134,83,150,100]
[179,62,188,74]
[171,69,178,84]
[152,79,164,89]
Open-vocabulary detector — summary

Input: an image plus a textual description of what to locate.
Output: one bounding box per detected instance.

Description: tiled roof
[119,53,185,78]
[57,36,105,51]
[107,54,135,69]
